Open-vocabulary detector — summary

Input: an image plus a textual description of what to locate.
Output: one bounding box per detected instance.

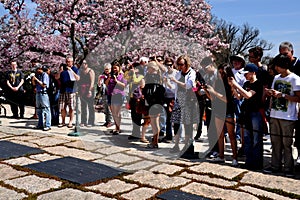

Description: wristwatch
[282,93,286,98]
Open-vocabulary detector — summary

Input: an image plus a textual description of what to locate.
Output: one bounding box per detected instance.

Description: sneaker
[169,145,180,153]
[210,157,225,163]
[263,167,281,174]
[284,171,295,178]
[231,159,239,167]
[296,157,300,165]
[43,127,51,131]
[34,126,43,130]
[209,151,219,159]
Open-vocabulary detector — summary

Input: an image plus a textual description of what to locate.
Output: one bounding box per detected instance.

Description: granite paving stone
[30,137,70,147]
[126,150,170,163]
[3,157,40,166]
[124,170,190,189]
[149,163,184,175]
[5,139,39,148]
[43,146,103,160]
[8,135,43,142]
[189,162,247,179]
[0,186,27,200]
[93,159,122,168]
[179,172,238,187]
[0,164,27,181]
[65,140,110,151]
[37,188,115,200]
[241,171,300,196]
[95,146,128,155]
[104,153,142,164]
[238,185,295,200]
[171,159,198,166]
[121,187,159,200]
[4,175,61,194]
[29,153,61,162]
[121,160,158,172]
[0,133,12,139]
[181,182,259,200]
[86,179,138,195]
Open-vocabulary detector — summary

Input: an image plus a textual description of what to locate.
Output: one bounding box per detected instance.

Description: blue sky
[208,0,300,57]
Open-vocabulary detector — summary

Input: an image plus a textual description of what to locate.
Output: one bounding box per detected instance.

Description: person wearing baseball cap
[228,63,264,170]
[239,63,258,74]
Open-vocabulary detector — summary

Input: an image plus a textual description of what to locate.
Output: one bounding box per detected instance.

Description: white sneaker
[296,157,300,165]
[232,159,238,166]
[211,157,225,163]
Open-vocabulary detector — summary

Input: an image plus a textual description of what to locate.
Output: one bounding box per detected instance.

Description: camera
[26,73,35,80]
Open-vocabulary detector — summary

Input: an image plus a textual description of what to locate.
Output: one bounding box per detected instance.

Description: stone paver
[241,171,300,196]
[43,146,103,160]
[3,157,40,166]
[93,159,122,168]
[149,163,184,175]
[30,137,70,147]
[239,186,295,200]
[0,106,299,200]
[37,188,115,200]
[29,153,61,162]
[5,139,39,148]
[86,179,138,195]
[181,182,259,200]
[121,187,159,200]
[126,150,170,163]
[4,175,61,194]
[0,132,12,139]
[64,140,110,151]
[179,172,238,187]
[121,160,158,172]
[124,170,190,189]
[104,153,142,164]
[0,164,27,181]
[8,135,44,142]
[189,162,247,179]
[0,186,27,200]
[95,146,128,155]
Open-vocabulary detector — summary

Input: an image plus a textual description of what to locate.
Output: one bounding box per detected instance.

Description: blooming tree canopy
[0,0,225,69]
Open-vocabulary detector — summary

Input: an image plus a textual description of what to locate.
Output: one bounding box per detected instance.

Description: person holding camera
[31,64,51,131]
[105,61,127,135]
[229,63,264,170]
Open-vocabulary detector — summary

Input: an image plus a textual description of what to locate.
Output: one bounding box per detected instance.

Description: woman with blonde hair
[143,61,165,148]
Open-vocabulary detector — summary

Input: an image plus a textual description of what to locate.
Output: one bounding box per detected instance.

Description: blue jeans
[243,111,263,170]
[234,98,243,139]
[36,93,51,128]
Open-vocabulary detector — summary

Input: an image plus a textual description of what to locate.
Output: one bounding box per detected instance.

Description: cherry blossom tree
[0,0,226,69]
[0,0,69,69]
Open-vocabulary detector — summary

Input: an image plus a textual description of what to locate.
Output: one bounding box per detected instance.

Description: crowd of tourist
[3,41,300,177]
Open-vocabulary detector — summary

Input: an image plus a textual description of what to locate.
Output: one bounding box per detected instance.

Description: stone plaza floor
[0,104,299,200]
